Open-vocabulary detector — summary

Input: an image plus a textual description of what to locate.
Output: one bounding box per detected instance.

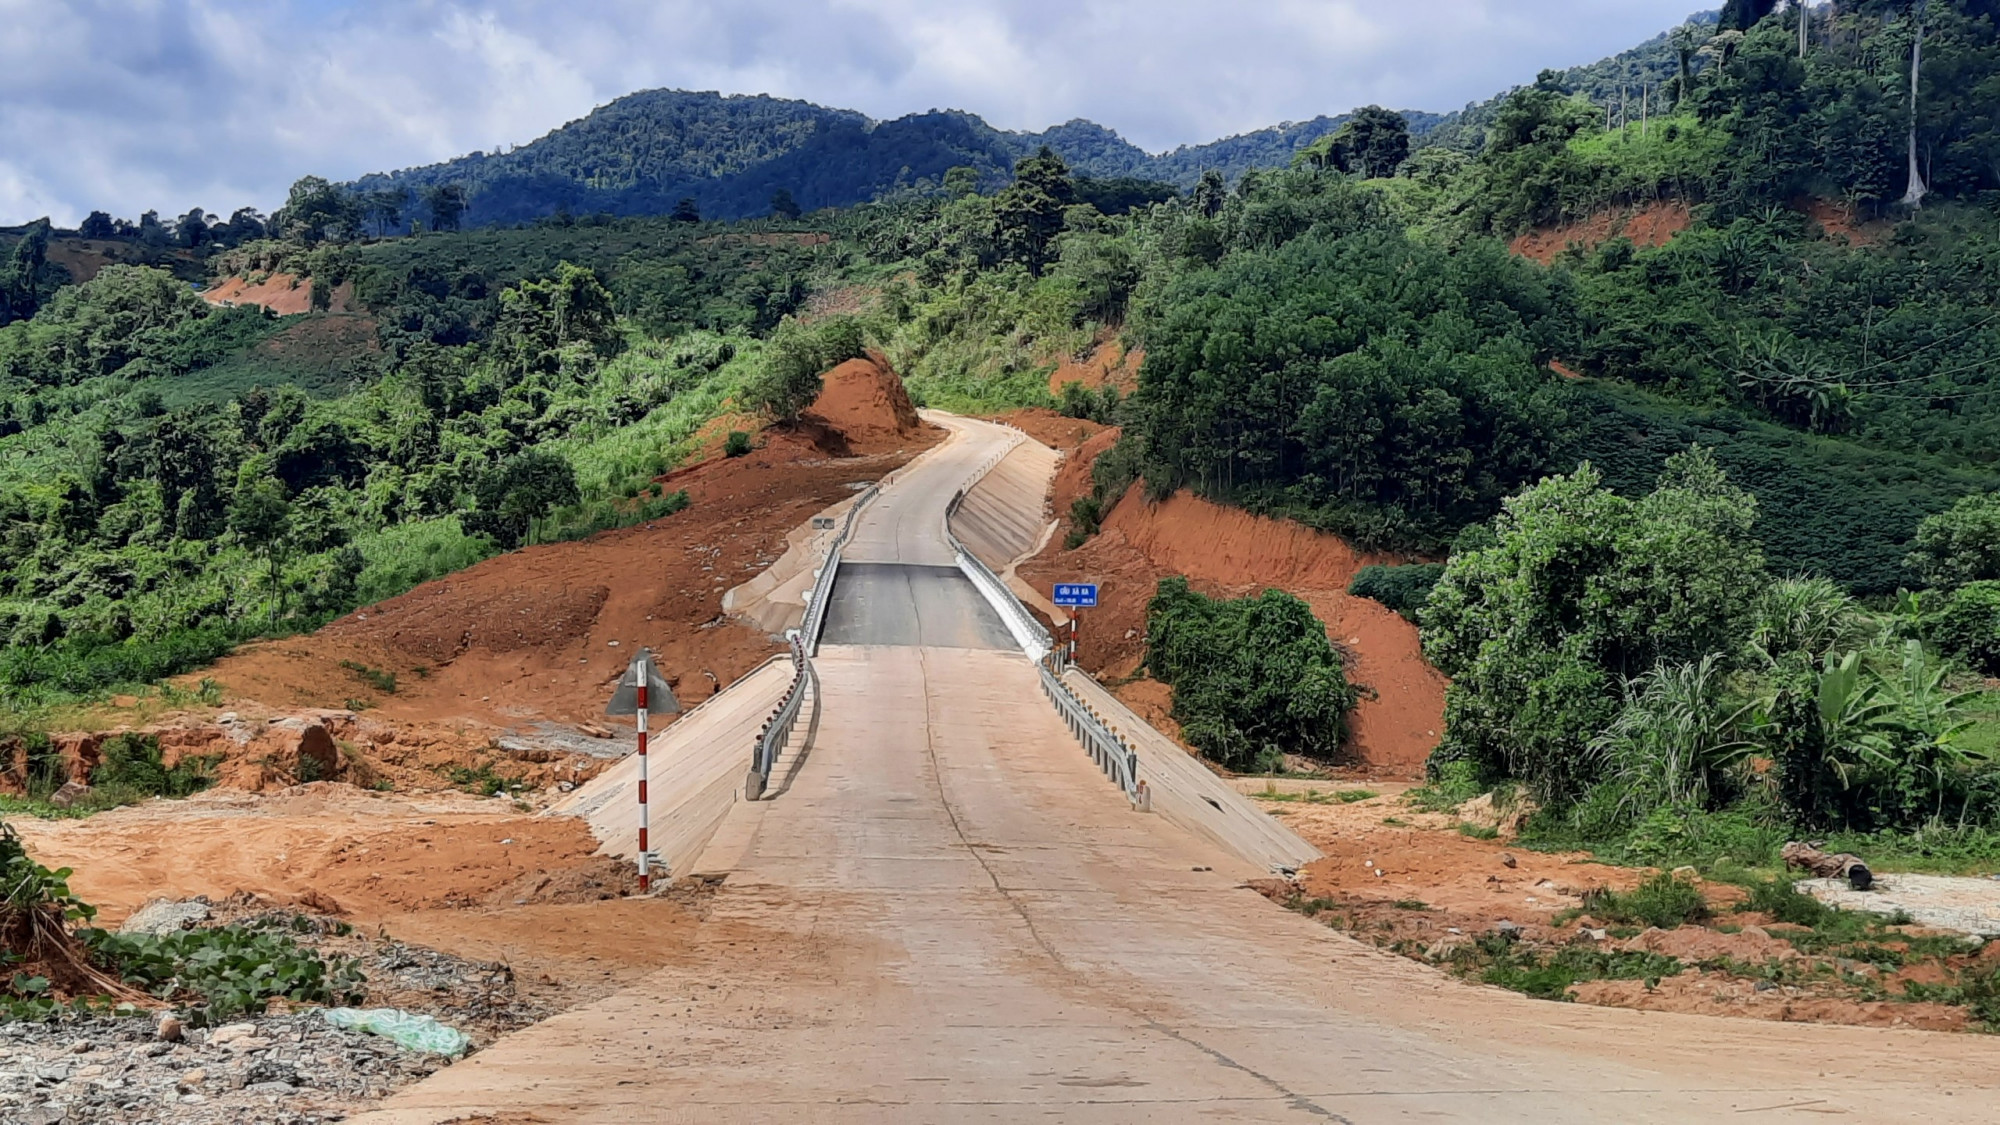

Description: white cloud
[0,0,1702,225]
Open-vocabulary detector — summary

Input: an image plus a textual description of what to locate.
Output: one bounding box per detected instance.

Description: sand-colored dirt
[12,786,630,926]
[1046,335,1142,395]
[1508,200,1693,265]
[201,272,356,314]
[1005,416,1446,776]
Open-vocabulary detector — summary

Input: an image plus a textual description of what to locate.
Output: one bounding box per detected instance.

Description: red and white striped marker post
[606,647,680,894]
[636,674,651,892]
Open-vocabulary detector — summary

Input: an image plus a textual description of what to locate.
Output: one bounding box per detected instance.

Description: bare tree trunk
[1901,1,1928,208]
[1797,0,1809,59]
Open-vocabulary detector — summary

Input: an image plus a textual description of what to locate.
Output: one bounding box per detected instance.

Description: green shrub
[1349,563,1446,623]
[91,733,216,800]
[1578,872,1710,929]
[1144,577,1356,771]
[724,430,752,457]
[338,660,397,694]
[1931,581,2000,676]
[638,489,690,521]
[1736,877,1836,928]
[88,925,364,1024]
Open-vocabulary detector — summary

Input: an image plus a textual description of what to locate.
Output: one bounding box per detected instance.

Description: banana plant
[1813,650,1901,785]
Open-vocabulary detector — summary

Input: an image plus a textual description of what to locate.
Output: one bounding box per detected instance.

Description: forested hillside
[343,90,1442,227]
[2,2,1998,867]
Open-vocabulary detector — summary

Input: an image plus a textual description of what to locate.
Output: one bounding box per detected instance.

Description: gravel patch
[0,1011,446,1124]
[1798,874,2000,937]
[1,906,563,1123]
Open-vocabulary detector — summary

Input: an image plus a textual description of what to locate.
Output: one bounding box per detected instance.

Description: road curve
[355,414,2000,1124]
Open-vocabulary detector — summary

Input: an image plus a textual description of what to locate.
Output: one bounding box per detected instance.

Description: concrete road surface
[357,415,2000,1123]
[820,562,1015,649]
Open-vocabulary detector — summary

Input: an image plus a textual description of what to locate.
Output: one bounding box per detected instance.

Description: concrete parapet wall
[545,656,796,882]
[1062,668,1322,875]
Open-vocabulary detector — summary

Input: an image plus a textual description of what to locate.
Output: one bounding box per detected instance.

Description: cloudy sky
[1,0,1702,226]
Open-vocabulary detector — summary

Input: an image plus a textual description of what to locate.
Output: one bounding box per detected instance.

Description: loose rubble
[0,1010,445,1124]
[1,906,565,1123]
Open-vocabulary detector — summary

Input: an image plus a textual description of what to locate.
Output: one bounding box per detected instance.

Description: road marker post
[606,647,680,893]
[1051,583,1099,669]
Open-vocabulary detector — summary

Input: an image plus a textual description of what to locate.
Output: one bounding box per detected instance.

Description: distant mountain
[350,90,1443,227]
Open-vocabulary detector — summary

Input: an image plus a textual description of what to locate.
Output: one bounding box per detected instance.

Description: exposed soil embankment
[1508,200,1692,265]
[187,363,941,739]
[1047,336,1142,395]
[801,352,924,453]
[13,785,632,926]
[201,272,356,314]
[1005,411,1446,777]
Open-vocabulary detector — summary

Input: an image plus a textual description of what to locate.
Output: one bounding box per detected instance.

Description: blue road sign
[1052,583,1099,608]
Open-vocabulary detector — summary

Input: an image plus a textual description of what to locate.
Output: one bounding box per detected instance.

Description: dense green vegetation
[1144,578,1355,771]
[0,216,789,707]
[2,5,1996,862]
[343,89,1445,227]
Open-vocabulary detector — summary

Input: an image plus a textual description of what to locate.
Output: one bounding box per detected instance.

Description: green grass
[1571,873,1710,930]
[1252,787,1379,805]
[1456,821,1502,840]
[351,517,498,607]
[338,660,397,694]
[1448,931,1684,1001]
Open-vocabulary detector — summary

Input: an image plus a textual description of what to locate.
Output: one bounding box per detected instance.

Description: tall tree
[670,197,702,224]
[78,211,117,239]
[992,146,1076,276]
[1191,169,1227,217]
[422,183,467,232]
[274,176,357,243]
[768,188,802,220]
[1902,0,1929,208]
[0,218,51,326]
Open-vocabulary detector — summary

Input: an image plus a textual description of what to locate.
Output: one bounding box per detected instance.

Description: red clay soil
[202,272,356,315]
[1804,198,1893,248]
[186,372,942,740]
[1047,336,1143,396]
[800,351,924,454]
[1508,200,1693,265]
[1259,791,1977,1031]
[1005,418,1447,778]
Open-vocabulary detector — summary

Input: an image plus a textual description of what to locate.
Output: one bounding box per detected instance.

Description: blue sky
[0,1,1705,226]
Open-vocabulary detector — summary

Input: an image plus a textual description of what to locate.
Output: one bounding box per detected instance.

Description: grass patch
[1253,786,1379,805]
[1448,932,1684,1000]
[1456,822,1501,840]
[338,660,397,695]
[1575,873,1710,930]
[439,762,528,797]
[86,923,365,1026]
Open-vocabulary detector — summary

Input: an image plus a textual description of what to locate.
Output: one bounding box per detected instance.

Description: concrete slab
[819,562,1014,649]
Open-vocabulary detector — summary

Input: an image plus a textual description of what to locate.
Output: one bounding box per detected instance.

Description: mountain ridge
[349,88,1444,226]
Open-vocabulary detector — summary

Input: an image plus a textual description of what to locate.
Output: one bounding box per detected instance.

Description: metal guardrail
[1038,656,1141,803]
[747,484,879,799]
[943,430,1140,807]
